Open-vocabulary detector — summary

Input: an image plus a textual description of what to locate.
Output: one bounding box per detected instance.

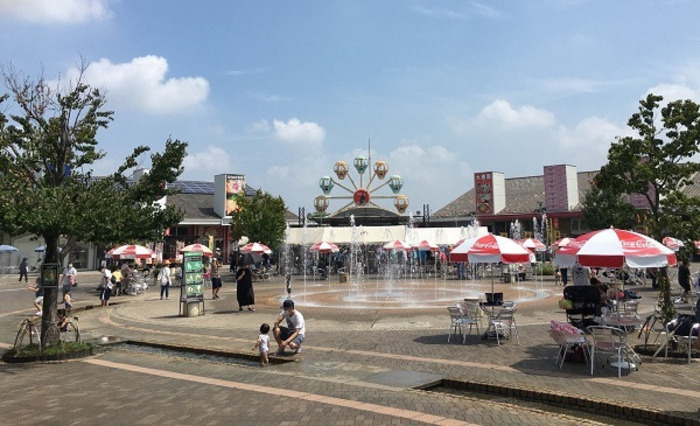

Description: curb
[434,379,700,426]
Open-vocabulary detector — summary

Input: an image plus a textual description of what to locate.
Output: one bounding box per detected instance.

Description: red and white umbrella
[413,239,440,252]
[240,242,272,255]
[108,244,154,259]
[179,243,214,257]
[555,228,677,268]
[310,241,340,253]
[662,237,684,252]
[449,234,530,264]
[550,237,573,251]
[516,238,546,252]
[383,240,413,252]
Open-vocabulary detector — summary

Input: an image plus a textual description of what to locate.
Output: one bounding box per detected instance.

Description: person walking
[678,260,691,302]
[19,258,29,283]
[99,266,113,307]
[159,260,172,300]
[60,262,78,295]
[253,323,270,367]
[236,263,255,311]
[27,277,43,316]
[211,249,223,300]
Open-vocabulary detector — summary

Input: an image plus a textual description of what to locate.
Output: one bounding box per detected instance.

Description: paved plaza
[1,269,699,426]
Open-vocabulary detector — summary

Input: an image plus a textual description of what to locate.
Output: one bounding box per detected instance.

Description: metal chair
[549,321,588,368]
[588,325,633,377]
[664,316,699,364]
[490,306,519,345]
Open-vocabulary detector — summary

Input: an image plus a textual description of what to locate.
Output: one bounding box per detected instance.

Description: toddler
[253,323,270,366]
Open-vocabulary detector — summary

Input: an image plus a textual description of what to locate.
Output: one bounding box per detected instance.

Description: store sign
[474,172,494,215]
[225,174,246,215]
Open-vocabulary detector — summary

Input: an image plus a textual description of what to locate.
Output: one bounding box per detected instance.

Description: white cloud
[474,100,556,128]
[248,119,271,133]
[65,56,209,114]
[182,146,233,179]
[647,63,700,101]
[0,0,111,23]
[272,118,325,148]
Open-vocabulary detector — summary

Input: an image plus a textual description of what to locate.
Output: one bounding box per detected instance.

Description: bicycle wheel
[41,324,62,348]
[60,321,81,343]
[13,320,32,349]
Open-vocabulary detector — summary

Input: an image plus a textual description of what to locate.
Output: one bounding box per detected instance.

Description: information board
[181,252,204,301]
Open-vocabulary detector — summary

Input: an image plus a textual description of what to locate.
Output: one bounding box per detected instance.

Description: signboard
[474,172,494,215]
[181,252,204,302]
[225,174,246,215]
[41,263,60,288]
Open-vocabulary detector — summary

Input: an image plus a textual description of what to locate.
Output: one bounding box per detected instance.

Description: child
[27,277,43,316]
[253,323,270,366]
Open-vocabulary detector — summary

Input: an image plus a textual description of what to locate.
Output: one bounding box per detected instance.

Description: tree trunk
[657,267,674,323]
[40,234,60,349]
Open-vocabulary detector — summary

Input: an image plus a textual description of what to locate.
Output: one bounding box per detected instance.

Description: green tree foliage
[229,190,287,251]
[580,186,638,231]
[0,65,187,345]
[590,93,700,320]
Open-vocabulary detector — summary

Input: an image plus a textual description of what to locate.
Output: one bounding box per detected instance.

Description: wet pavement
[1,270,698,425]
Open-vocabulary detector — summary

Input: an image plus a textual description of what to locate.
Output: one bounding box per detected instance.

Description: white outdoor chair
[490,306,519,345]
[588,325,634,377]
[549,321,589,368]
[664,317,700,364]
[447,306,469,344]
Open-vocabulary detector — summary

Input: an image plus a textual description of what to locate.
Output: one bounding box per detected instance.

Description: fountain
[510,219,522,240]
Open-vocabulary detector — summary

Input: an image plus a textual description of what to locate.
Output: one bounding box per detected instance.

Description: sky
[2,0,700,217]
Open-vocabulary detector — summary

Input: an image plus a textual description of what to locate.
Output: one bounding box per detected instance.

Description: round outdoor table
[600,315,645,370]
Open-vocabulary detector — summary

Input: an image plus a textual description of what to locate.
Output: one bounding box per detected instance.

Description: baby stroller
[127,271,149,295]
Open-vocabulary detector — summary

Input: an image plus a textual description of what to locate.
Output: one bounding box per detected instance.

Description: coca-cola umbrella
[179,243,213,257]
[310,241,340,253]
[413,240,440,252]
[662,237,684,252]
[555,228,677,269]
[550,237,574,251]
[382,240,412,252]
[239,242,272,255]
[108,244,154,259]
[516,238,547,252]
[450,234,530,294]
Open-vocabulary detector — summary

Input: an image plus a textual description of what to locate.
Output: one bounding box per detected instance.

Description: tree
[593,93,700,320]
[0,65,187,346]
[580,185,638,231]
[229,190,288,251]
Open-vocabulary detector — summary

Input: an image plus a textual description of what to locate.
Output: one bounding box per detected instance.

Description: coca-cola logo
[473,242,497,249]
[620,240,654,249]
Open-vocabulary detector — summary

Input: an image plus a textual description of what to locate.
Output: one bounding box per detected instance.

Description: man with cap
[211,248,223,300]
[273,299,305,355]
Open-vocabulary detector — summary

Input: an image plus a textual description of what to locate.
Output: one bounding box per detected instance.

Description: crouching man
[273,299,305,355]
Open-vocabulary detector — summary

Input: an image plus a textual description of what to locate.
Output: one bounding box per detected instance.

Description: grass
[4,342,92,358]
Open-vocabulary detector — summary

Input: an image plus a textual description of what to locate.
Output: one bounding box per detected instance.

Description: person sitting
[590,277,609,309]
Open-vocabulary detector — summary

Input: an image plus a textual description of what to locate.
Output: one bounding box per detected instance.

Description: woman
[236,263,255,311]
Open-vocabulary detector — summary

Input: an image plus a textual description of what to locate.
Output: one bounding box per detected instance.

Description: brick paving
[1,270,699,425]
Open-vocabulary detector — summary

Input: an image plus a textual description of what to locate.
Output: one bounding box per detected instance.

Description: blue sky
[2,0,700,216]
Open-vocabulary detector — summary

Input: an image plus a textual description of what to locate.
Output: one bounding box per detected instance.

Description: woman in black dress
[236,264,255,311]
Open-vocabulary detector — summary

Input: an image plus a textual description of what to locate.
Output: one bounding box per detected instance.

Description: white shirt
[62,266,77,287]
[572,265,590,286]
[280,310,306,337]
[103,269,113,289]
[258,334,269,353]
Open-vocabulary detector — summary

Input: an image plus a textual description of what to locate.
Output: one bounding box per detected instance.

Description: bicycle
[13,315,81,350]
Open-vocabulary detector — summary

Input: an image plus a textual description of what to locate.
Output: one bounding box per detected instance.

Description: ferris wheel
[314,155,409,217]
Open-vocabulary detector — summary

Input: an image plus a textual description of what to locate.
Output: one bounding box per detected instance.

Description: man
[211,248,223,300]
[59,261,78,296]
[678,260,691,302]
[273,299,305,355]
[572,262,590,286]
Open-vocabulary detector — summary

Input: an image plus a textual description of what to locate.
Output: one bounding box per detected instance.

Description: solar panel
[169,181,215,194]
